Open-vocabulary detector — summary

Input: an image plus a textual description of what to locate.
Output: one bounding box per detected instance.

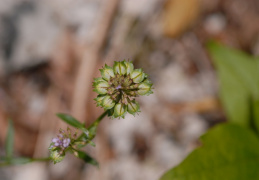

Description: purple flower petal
[52,138,59,143]
[62,138,71,147]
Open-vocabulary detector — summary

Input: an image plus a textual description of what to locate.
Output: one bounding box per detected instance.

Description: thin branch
[71,0,120,122]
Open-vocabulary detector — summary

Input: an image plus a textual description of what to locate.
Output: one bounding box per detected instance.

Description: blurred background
[0,0,259,179]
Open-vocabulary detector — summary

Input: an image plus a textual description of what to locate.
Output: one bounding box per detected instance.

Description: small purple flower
[51,138,57,146]
[115,84,122,90]
[62,138,70,148]
[52,138,59,143]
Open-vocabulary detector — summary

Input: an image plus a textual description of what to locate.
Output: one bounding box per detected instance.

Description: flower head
[49,128,74,164]
[93,60,153,118]
[50,130,71,149]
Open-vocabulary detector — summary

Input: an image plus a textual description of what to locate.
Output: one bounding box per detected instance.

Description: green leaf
[255,59,259,126]
[74,150,99,167]
[217,63,250,127]
[208,42,259,96]
[252,99,259,132]
[56,113,85,129]
[208,42,259,128]
[5,120,14,160]
[160,123,259,180]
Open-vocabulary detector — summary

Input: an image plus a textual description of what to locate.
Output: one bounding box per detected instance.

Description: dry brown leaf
[169,97,219,114]
[163,0,200,37]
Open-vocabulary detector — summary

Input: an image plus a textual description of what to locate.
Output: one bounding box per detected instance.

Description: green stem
[0,157,51,167]
[31,157,51,162]
[88,110,109,129]
[77,110,109,141]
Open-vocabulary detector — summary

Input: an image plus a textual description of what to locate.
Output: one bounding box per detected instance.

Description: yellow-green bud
[124,60,134,75]
[93,77,106,84]
[100,64,115,81]
[113,61,127,75]
[94,95,106,107]
[113,103,127,118]
[102,95,115,110]
[130,69,145,83]
[127,100,140,115]
[93,81,110,94]
[137,82,153,95]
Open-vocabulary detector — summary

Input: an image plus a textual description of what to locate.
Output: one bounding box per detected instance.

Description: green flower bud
[124,60,134,75]
[137,82,153,95]
[94,95,106,107]
[143,78,152,84]
[130,69,145,83]
[93,81,110,94]
[113,103,127,118]
[102,95,115,109]
[127,100,140,115]
[93,77,106,84]
[100,64,115,81]
[113,61,127,75]
[50,149,65,164]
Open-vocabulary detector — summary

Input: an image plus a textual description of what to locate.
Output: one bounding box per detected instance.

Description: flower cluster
[49,128,75,164]
[51,134,70,148]
[93,60,153,118]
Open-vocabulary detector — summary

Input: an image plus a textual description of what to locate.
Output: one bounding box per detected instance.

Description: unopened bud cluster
[93,60,153,118]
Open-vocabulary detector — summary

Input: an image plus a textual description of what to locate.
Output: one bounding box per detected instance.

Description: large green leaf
[253,58,259,130]
[252,99,259,132]
[208,42,259,128]
[160,123,259,180]
[5,120,14,160]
